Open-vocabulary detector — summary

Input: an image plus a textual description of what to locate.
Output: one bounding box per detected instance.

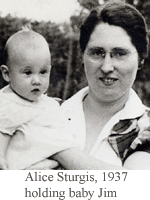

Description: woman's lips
[99,78,118,84]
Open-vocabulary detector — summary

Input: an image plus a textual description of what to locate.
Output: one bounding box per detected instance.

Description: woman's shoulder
[141,105,150,116]
[137,106,150,130]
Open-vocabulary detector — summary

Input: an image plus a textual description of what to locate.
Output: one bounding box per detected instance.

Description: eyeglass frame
[86,47,137,62]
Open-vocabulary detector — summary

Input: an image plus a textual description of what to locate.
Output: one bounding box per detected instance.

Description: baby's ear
[0,65,10,82]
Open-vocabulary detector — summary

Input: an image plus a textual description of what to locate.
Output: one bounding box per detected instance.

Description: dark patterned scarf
[108,114,150,164]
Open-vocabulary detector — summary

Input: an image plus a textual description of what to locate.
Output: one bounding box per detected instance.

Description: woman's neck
[83,90,129,154]
[84,90,129,120]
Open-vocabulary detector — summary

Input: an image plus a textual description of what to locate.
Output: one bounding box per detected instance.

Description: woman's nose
[31,75,41,85]
[100,54,114,73]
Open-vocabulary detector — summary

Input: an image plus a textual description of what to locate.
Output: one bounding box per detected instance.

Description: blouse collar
[72,86,146,120]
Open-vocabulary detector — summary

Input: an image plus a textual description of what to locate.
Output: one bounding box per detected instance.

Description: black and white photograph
[0,0,150,199]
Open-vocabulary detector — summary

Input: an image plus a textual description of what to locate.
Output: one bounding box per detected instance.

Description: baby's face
[8,45,51,101]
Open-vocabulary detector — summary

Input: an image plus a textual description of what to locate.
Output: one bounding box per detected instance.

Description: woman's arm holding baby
[52,147,125,170]
[26,147,125,170]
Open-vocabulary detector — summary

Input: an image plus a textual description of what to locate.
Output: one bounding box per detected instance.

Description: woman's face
[83,23,139,103]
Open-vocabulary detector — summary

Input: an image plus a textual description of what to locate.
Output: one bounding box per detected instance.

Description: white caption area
[0,170,149,199]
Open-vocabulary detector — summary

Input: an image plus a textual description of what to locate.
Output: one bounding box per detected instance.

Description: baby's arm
[124,151,150,170]
[52,147,125,170]
[0,132,10,169]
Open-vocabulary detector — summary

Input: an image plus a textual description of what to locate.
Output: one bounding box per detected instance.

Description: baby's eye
[24,70,32,75]
[40,69,48,74]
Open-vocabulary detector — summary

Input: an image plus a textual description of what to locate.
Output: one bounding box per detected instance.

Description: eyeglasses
[87,47,137,62]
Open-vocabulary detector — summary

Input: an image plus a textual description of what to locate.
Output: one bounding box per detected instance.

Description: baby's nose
[31,76,41,85]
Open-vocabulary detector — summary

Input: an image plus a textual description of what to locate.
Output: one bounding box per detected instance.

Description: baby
[0,29,120,170]
[0,29,74,169]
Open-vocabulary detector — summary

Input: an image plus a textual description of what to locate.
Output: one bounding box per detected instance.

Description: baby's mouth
[31,88,40,93]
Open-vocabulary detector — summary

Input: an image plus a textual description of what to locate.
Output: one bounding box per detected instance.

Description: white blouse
[61,87,147,167]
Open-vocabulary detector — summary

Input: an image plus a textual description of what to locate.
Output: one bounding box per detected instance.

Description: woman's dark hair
[79,0,149,62]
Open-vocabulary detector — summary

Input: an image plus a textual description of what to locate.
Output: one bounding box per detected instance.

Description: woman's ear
[138,59,145,70]
[0,65,10,82]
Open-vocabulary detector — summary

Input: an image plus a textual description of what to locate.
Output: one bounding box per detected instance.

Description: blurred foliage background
[0,0,150,106]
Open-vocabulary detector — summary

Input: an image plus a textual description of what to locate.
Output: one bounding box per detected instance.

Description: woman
[28,0,150,170]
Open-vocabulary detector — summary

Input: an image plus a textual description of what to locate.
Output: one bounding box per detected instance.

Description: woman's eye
[92,51,99,55]
[114,50,127,58]
[90,50,105,59]
[93,50,104,56]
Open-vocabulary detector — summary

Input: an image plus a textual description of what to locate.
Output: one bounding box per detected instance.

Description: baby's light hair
[2,28,50,66]
[21,23,32,31]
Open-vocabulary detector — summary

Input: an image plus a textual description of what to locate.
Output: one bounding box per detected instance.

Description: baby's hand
[0,157,8,170]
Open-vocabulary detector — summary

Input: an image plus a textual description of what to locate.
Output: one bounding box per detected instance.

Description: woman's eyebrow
[87,47,103,52]
[112,47,130,52]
